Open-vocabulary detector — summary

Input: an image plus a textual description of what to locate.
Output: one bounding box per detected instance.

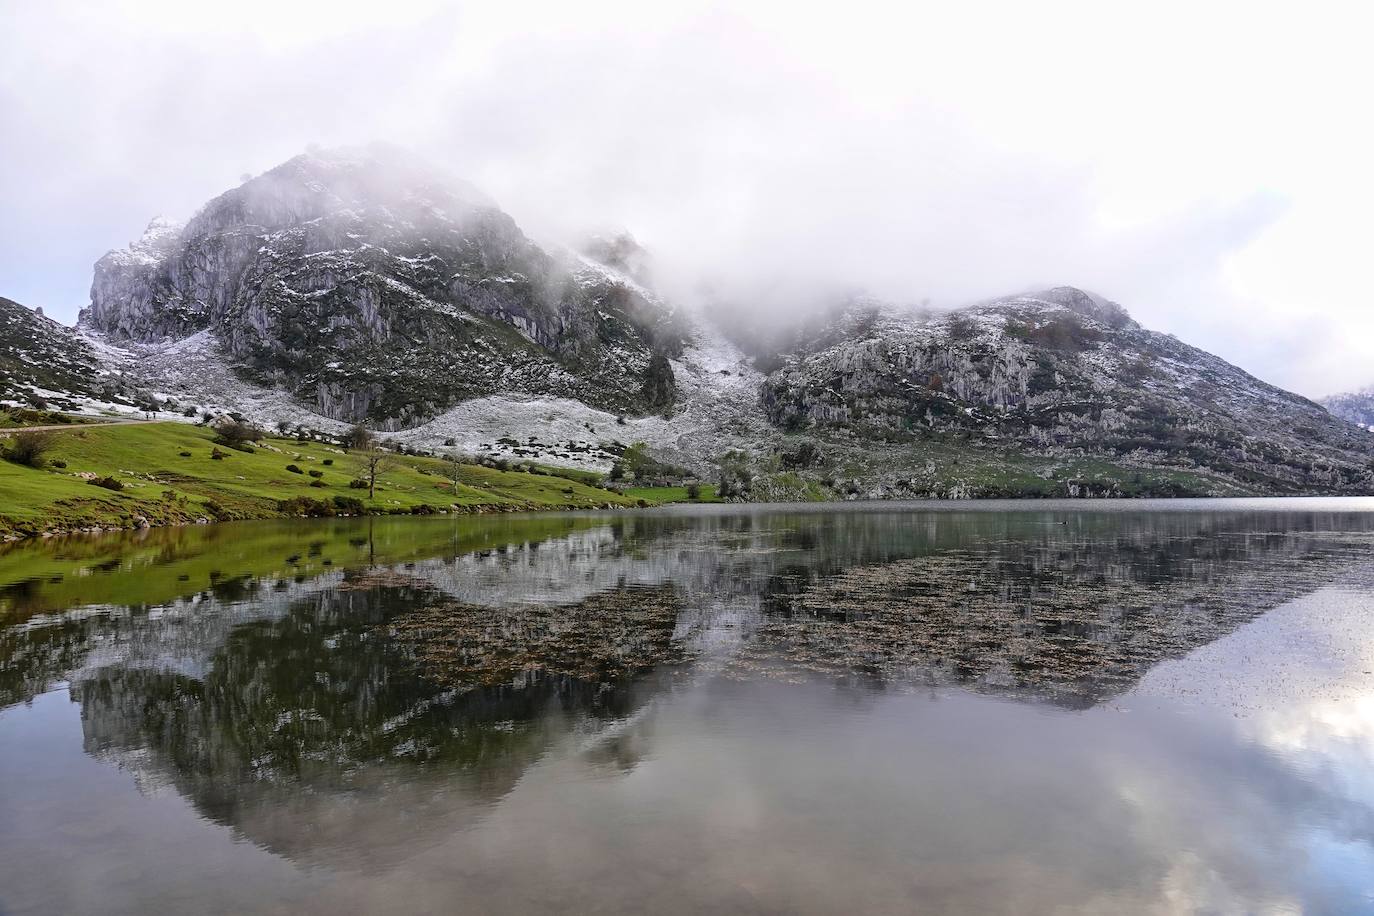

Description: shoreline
[10,492,1374,544]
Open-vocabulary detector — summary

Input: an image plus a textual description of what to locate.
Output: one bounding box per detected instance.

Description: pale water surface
[2,499,1374,914]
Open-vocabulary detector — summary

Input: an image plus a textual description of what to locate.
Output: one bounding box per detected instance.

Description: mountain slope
[759,288,1374,495]
[0,295,137,410]
[1320,387,1374,429]
[83,146,683,428]
[59,148,1374,497]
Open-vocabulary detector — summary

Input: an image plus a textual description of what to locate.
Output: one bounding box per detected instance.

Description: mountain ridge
[1320,386,1374,429]
[8,146,1372,498]
[81,146,683,427]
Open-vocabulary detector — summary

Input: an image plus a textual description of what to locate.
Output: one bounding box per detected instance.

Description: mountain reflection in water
[2,500,1373,914]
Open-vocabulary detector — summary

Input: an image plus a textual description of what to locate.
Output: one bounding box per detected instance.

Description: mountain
[0,295,138,410]
[758,288,1374,495]
[51,147,1374,497]
[1320,387,1374,429]
[83,145,683,428]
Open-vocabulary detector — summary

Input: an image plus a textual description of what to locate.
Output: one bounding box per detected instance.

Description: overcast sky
[2,0,1371,397]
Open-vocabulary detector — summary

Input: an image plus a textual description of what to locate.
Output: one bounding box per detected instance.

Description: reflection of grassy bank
[0,422,634,539]
[0,513,611,624]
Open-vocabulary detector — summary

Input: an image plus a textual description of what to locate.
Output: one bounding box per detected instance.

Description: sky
[1,0,1371,397]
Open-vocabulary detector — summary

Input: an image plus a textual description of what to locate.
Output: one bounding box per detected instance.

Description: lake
[2,499,1374,914]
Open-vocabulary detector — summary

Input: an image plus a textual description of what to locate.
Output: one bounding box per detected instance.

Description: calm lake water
[2,499,1374,914]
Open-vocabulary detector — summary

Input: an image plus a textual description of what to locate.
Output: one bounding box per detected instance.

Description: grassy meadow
[0,422,644,538]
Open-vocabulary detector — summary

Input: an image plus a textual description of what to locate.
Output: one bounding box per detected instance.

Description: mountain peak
[981,286,1137,330]
[82,147,683,424]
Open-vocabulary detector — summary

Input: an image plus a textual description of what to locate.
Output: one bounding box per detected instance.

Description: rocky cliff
[83,146,683,427]
[1321,387,1374,429]
[758,288,1374,495]
[56,148,1374,496]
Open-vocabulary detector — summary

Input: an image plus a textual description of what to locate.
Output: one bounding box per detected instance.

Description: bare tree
[442,455,465,498]
[364,447,393,499]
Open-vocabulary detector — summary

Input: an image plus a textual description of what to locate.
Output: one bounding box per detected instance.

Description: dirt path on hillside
[0,418,164,436]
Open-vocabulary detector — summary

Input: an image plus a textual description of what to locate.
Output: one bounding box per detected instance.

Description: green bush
[307,469,324,478]
[4,429,56,468]
[322,458,334,466]
[275,496,335,517]
[309,479,326,488]
[332,495,364,514]
[210,447,229,460]
[178,451,193,457]
[348,478,368,489]
[285,464,303,474]
[50,459,67,469]
[87,476,124,491]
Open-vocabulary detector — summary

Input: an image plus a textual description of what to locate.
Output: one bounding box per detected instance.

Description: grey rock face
[85,146,682,426]
[1320,387,1374,429]
[760,288,1374,495]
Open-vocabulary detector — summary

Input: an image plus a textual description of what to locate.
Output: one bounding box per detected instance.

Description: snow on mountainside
[1321,386,1374,430]
[760,287,1374,494]
[82,144,683,428]
[26,145,1371,495]
[0,295,140,411]
[388,320,770,470]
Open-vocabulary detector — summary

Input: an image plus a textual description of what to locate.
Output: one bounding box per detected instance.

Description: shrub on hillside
[307,469,324,478]
[322,458,334,466]
[285,464,303,474]
[87,476,124,491]
[178,451,192,457]
[202,500,231,520]
[332,495,364,514]
[343,424,373,451]
[216,421,263,446]
[348,478,368,489]
[275,496,335,517]
[4,429,57,468]
[210,447,229,460]
[309,479,326,488]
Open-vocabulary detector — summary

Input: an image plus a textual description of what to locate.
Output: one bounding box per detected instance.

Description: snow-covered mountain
[82,145,683,428]
[15,146,1373,496]
[1321,386,1374,430]
[761,287,1374,495]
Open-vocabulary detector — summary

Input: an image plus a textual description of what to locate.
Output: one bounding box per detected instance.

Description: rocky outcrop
[83,146,683,426]
[760,287,1374,495]
[1321,387,1374,429]
[0,295,135,409]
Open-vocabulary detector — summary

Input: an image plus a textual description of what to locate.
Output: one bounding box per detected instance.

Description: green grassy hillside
[0,422,636,538]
